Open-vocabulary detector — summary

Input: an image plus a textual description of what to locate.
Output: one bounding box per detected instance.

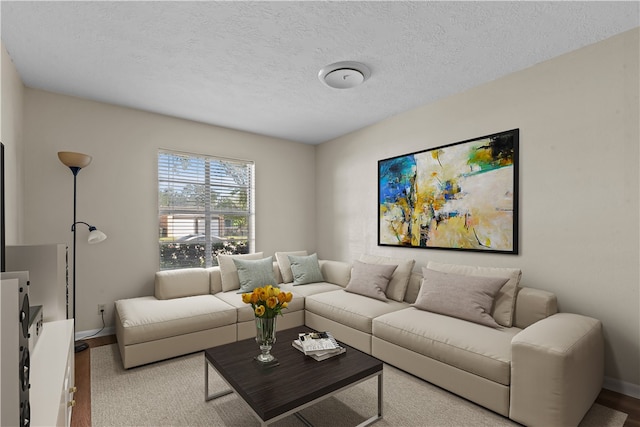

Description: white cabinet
[0,278,21,427]
[6,244,68,322]
[30,320,75,427]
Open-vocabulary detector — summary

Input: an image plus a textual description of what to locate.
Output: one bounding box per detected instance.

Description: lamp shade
[58,151,92,169]
[87,227,107,244]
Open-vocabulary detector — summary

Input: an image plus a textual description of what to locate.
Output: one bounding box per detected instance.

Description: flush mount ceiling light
[318,61,371,89]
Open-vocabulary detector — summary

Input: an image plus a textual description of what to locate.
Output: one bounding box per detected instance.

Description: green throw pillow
[233,256,277,293]
[288,253,324,285]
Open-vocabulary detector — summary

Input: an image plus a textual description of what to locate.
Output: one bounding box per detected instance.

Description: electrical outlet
[97,304,106,315]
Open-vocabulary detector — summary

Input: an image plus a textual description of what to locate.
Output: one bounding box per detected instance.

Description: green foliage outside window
[159,240,249,269]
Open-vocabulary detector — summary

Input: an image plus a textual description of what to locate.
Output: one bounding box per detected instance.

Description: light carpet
[91,344,627,427]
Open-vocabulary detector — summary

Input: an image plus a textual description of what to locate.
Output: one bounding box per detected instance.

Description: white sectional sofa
[114,253,603,427]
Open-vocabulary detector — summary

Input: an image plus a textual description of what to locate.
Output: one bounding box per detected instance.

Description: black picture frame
[378,129,519,254]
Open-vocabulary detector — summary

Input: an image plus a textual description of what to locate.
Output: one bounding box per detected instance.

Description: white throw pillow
[217,252,264,292]
[275,250,308,283]
[426,261,521,327]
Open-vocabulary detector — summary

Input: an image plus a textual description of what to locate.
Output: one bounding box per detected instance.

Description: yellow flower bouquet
[242,285,293,318]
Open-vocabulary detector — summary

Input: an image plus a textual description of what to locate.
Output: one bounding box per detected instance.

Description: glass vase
[255,316,277,364]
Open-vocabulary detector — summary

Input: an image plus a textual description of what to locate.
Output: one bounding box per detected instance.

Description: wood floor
[72,335,639,427]
[71,335,117,427]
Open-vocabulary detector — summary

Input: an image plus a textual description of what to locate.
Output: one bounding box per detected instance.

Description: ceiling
[1,1,638,145]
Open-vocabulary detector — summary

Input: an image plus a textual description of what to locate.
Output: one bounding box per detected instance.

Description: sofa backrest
[155,259,558,329]
[208,266,223,294]
[404,272,423,304]
[405,271,558,329]
[513,287,558,329]
[155,268,210,300]
[273,262,284,285]
[318,260,351,287]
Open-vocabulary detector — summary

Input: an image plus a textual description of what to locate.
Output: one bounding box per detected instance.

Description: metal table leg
[204,358,234,401]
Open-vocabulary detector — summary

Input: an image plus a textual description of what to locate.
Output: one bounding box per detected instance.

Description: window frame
[157,149,255,270]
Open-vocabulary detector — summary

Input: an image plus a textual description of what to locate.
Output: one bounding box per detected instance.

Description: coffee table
[204,327,383,426]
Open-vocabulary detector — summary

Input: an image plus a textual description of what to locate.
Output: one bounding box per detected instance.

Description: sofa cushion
[305,289,408,334]
[155,268,210,300]
[215,288,305,322]
[115,295,237,345]
[359,254,415,302]
[275,250,308,283]
[279,282,343,297]
[233,256,277,293]
[289,253,325,285]
[413,268,508,328]
[217,252,264,292]
[373,307,521,385]
[345,260,397,301]
[427,261,522,327]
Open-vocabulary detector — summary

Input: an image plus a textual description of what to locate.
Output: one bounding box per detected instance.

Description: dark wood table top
[204,326,382,422]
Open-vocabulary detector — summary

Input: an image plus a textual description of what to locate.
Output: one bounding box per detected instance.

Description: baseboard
[76,326,115,341]
[603,376,640,399]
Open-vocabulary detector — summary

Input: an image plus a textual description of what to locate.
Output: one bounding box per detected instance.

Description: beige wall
[316,29,640,392]
[21,89,317,334]
[4,28,639,394]
[1,42,25,245]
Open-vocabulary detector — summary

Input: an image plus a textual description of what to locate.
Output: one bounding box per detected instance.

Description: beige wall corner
[316,28,640,391]
[1,41,25,244]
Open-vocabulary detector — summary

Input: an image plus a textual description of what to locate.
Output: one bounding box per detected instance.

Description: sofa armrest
[318,260,351,287]
[513,287,558,329]
[510,313,604,427]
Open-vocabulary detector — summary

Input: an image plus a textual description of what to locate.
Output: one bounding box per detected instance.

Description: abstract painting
[378,129,519,254]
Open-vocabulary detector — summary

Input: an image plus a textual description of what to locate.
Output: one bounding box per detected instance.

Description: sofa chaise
[114,252,603,427]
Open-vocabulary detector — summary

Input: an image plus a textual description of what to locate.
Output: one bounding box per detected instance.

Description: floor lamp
[58,151,107,353]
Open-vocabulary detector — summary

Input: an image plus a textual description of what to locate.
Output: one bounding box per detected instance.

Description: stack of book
[292,331,346,361]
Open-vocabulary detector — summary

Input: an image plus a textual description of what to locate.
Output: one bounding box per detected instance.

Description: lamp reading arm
[71,221,107,244]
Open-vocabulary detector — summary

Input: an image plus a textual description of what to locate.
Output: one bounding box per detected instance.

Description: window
[158,150,254,270]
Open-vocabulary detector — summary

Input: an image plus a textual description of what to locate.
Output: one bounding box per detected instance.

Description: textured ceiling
[1,1,638,144]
